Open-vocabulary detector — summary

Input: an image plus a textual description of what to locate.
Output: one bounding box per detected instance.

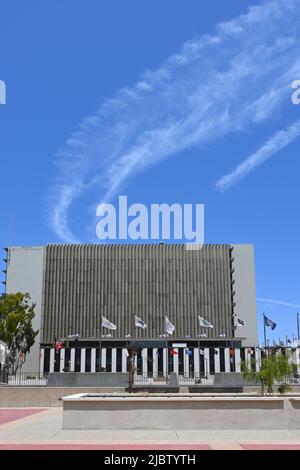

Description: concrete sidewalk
[0,408,300,450]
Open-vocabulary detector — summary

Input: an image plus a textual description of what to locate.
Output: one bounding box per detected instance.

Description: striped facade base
[40,346,300,377]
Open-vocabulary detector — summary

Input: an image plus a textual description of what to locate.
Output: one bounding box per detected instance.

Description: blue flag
[184,348,193,356]
[264,314,277,330]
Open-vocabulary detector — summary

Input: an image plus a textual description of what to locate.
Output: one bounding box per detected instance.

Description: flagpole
[198,327,201,383]
[165,314,168,384]
[263,313,267,352]
[297,312,300,343]
[99,321,102,373]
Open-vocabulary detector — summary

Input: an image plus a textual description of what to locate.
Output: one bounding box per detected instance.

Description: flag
[184,348,193,356]
[134,315,147,330]
[264,314,277,330]
[169,348,178,355]
[287,338,292,345]
[237,318,246,326]
[198,316,213,329]
[165,316,175,335]
[101,316,117,330]
[54,339,64,354]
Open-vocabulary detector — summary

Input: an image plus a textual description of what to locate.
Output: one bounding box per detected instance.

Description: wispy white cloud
[257,297,300,309]
[216,118,300,192]
[48,0,300,242]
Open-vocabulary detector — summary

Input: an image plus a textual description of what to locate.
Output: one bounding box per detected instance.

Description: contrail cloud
[216,118,300,192]
[257,297,300,309]
[48,0,300,242]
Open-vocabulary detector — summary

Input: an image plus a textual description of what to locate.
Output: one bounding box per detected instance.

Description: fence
[0,371,47,386]
[133,374,215,387]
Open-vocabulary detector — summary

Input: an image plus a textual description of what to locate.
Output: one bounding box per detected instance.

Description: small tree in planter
[127,344,137,393]
[0,293,39,374]
[242,352,295,395]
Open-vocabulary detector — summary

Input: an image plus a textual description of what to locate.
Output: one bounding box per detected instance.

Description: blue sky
[0,0,300,344]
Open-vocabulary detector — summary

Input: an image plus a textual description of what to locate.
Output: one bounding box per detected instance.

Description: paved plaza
[0,407,300,450]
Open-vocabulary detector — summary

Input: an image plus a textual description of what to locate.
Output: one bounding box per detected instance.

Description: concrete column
[142,348,148,377]
[194,348,200,378]
[173,349,179,375]
[101,348,106,370]
[163,348,167,377]
[224,348,230,372]
[122,348,128,373]
[134,353,137,374]
[295,348,300,373]
[111,348,117,373]
[214,348,220,373]
[70,348,75,372]
[204,348,210,377]
[91,348,96,373]
[235,348,241,373]
[49,349,55,373]
[153,348,158,378]
[184,350,189,378]
[80,348,86,373]
[39,349,45,376]
[244,348,251,368]
[59,348,65,372]
[255,347,261,372]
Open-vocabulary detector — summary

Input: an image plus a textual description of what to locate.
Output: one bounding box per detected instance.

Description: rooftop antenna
[7,215,13,265]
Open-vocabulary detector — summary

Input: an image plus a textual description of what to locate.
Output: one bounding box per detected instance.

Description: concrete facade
[5,246,45,372]
[232,245,258,346]
[2,243,258,372]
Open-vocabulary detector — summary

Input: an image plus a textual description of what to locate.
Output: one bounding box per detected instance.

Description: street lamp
[197,333,206,381]
[67,334,81,372]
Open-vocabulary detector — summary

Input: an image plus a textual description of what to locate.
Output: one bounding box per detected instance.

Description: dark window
[209,348,215,374]
[106,349,112,372]
[85,349,91,372]
[75,348,81,372]
[44,348,50,373]
[158,349,164,376]
[54,351,60,372]
[64,348,71,372]
[147,348,153,376]
[178,349,184,375]
[116,348,122,372]
[220,348,225,372]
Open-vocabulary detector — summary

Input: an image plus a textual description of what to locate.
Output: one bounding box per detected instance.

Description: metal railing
[133,374,215,387]
[0,371,47,386]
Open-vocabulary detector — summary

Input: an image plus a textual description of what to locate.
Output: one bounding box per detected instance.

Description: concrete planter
[62,394,300,430]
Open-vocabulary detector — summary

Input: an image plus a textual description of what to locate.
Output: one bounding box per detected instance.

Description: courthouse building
[3,243,259,376]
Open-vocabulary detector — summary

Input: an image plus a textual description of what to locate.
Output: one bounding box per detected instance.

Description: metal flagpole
[263,313,267,352]
[99,321,102,373]
[297,313,300,343]
[198,325,201,382]
[165,314,168,384]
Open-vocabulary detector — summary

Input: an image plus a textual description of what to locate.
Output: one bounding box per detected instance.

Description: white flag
[165,316,175,335]
[198,315,213,329]
[101,316,117,330]
[134,315,147,330]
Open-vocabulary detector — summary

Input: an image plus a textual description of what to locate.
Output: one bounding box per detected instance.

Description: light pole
[67,334,80,372]
[197,332,206,381]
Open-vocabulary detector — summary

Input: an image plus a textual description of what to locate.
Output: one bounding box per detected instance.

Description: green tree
[242,352,295,395]
[127,344,137,393]
[0,293,39,374]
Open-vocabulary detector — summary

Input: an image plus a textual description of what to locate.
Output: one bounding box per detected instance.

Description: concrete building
[2,243,259,375]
